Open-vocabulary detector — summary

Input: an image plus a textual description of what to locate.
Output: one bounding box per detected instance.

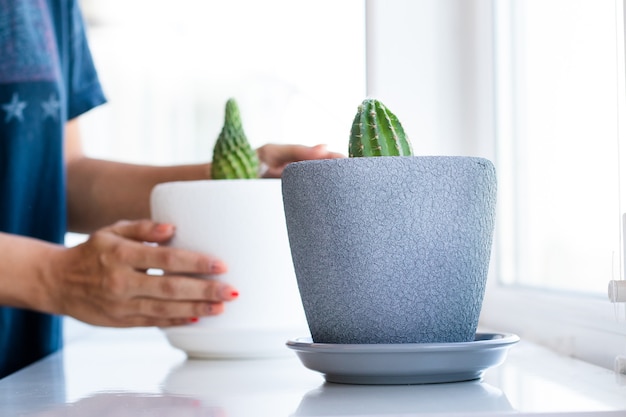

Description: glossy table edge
[0,327,625,416]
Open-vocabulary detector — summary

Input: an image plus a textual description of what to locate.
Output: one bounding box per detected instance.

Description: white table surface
[1,327,625,417]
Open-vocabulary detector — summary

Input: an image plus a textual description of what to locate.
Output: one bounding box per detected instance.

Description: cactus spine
[211,98,260,179]
[349,98,413,158]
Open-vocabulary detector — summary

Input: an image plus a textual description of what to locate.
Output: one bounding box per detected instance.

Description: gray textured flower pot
[281,156,497,344]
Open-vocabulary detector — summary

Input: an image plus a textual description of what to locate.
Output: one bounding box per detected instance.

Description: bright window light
[494,0,623,296]
[77,0,366,165]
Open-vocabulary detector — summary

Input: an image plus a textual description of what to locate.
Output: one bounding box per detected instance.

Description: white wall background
[365,0,495,159]
[78,0,366,165]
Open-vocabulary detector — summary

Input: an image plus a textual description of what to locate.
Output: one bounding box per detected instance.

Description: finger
[112,316,202,328]
[79,311,198,328]
[127,273,239,301]
[307,144,345,160]
[273,144,328,164]
[121,242,228,275]
[108,219,176,244]
[133,316,195,328]
[289,144,345,162]
[256,144,312,166]
[133,298,226,319]
[324,149,346,159]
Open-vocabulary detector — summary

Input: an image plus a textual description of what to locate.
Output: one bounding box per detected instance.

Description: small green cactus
[349,98,413,157]
[211,98,260,179]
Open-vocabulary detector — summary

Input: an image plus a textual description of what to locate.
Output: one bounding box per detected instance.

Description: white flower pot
[151,179,307,358]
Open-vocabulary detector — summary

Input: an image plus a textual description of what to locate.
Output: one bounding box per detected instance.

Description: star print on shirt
[41,93,60,121]
[2,93,28,123]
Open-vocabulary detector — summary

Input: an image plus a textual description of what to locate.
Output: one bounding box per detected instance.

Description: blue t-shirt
[0,0,106,379]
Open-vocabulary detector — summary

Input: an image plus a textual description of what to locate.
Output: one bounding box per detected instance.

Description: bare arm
[0,232,61,312]
[65,120,343,233]
[65,120,211,233]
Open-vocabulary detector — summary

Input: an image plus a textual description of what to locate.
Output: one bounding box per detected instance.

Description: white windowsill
[480,283,626,371]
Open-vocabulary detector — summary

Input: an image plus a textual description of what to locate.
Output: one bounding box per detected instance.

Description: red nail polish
[190,317,199,323]
[231,290,239,298]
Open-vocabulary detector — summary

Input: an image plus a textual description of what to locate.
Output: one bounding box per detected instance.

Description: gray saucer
[286,333,519,385]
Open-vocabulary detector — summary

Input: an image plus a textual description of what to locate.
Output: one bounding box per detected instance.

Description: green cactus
[211,98,260,179]
[349,98,413,157]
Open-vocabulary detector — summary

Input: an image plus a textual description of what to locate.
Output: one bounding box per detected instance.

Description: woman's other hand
[256,144,344,178]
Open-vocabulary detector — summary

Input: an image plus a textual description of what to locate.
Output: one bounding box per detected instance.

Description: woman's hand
[45,220,238,327]
[256,144,344,178]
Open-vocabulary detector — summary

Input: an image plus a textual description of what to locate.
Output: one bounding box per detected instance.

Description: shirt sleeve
[66,0,107,120]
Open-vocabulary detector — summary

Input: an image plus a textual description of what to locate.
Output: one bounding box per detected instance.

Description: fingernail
[154,223,174,234]
[220,285,239,300]
[314,144,327,151]
[190,317,199,323]
[210,260,228,274]
[205,303,224,315]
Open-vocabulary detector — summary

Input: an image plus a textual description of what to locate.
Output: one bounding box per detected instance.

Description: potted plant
[150,98,307,358]
[281,98,497,345]
[209,98,260,179]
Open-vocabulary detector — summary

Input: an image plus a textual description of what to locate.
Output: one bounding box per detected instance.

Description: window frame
[479,0,626,371]
[363,0,626,369]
